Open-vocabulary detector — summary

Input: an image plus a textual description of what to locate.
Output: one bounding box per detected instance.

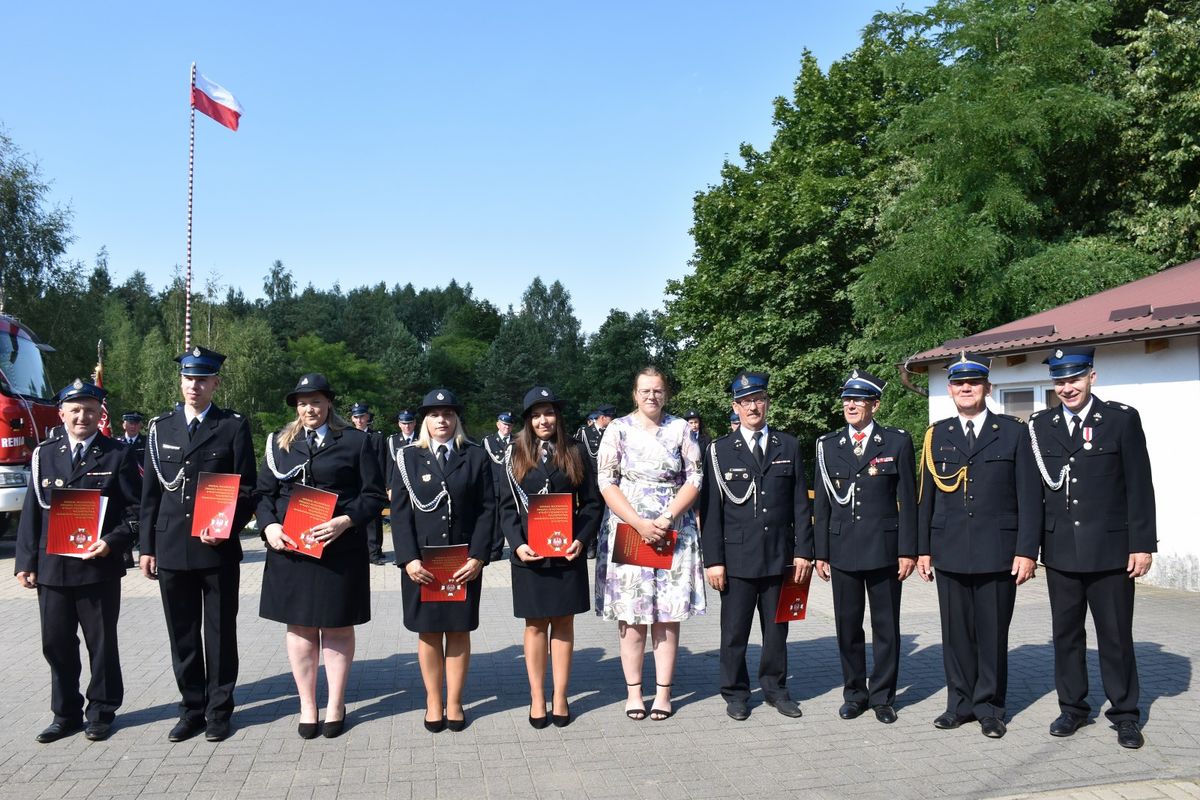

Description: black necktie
[1069,415,1082,443]
[752,431,765,468]
[306,429,318,454]
[541,441,554,463]
[437,444,448,468]
[72,442,84,467]
[965,419,976,451]
[188,417,201,440]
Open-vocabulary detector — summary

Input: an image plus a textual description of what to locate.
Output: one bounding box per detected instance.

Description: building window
[997,385,1059,420]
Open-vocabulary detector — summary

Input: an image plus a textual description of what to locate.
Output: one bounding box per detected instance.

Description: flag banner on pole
[192,72,243,131]
[92,359,112,438]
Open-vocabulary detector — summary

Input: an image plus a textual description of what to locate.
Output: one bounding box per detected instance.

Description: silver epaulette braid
[817,439,855,506]
[264,432,307,483]
[504,448,550,514]
[396,446,452,519]
[149,420,187,494]
[1027,419,1070,500]
[707,441,757,515]
[30,444,50,509]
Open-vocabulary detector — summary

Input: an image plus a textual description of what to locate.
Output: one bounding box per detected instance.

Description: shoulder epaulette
[1029,408,1046,420]
[817,430,840,442]
[150,409,177,424]
[1101,399,1135,414]
[881,424,908,435]
[462,438,481,448]
[995,413,1024,424]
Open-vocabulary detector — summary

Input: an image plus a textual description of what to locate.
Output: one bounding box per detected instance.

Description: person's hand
[792,558,812,584]
[140,555,158,580]
[452,557,484,583]
[264,523,295,552]
[15,571,36,589]
[815,560,831,582]
[516,544,544,563]
[898,557,916,582]
[636,518,662,545]
[405,559,433,584]
[1012,556,1037,585]
[563,540,584,562]
[652,513,673,533]
[917,555,934,582]
[706,564,727,591]
[311,515,352,544]
[198,528,224,546]
[80,540,111,560]
[1127,552,1153,579]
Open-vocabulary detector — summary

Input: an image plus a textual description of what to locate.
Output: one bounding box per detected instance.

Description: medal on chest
[1082,427,1094,450]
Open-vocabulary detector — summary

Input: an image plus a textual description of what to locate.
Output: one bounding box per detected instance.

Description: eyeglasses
[842,398,874,406]
[636,389,666,398]
[734,396,768,408]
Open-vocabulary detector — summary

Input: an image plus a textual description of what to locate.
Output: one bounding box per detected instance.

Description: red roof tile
[906,257,1200,369]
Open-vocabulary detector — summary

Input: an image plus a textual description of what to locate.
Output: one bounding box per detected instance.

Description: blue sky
[2,1,887,333]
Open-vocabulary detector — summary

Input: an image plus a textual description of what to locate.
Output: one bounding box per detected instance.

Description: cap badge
[192,346,201,357]
[72,378,83,389]
[301,377,309,385]
[540,390,549,396]
[740,375,751,388]
[436,392,445,401]
[851,369,859,379]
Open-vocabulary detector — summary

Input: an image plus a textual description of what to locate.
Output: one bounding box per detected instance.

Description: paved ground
[0,532,1196,800]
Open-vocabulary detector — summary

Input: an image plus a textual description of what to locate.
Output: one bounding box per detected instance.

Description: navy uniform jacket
[140,406,257,570]
[482,432,511,496]
[576,425,603,464]
[917,413,1042,573]
[390,441,496,565]
[702,429,814,579]
[1030,397,1157,572]
[255,427,387,550]
[497,441,604,565]
[119,433,147,466]
[385,432,416,485]
[813,425,917,572]
[16,433,141,586]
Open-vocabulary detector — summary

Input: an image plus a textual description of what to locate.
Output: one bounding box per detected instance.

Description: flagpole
[185,62,196,350]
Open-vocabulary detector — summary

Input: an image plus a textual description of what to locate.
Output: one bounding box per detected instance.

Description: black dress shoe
[423,716,446,733]
[933,711,971,730]
[168,717,206,743]
[205,720,231,742]
[772,698,803,718]
[1116,720,1144,749]
[873,705,897,724]
[839,702,867,720]
[551,702,571,728]
[726,700,750,721]
[84,721,112,741]
[980,716,1007,738]
[36,721,83,744]
[446,712,467,732]
[297,722,320,739]
[1049,712,1087,737]
[323,706,346,739]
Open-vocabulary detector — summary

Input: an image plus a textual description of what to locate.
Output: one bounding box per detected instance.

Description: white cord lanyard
[264,432,308,485]
[395,446,452,520]
[707,441,758,515]
[30,443,51,509]
[581,429,599,458]
[1027,419,1070,501]
[484,436,505,465]
[816,438,856,506]
[504,447,550,514]
[148,419,187,496]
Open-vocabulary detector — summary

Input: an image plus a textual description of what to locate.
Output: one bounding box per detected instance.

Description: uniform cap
[522,387,564,417]
[350,401,372,417]
[841,368,885,399]
[286,373,336,407]
[417,388,463,416]
[946,351,991,382]
[1043,346,1095,379]
[497,411,515,424]
[175,345,226,376]
[731,370,769,399]
[57,378,107,406]
[396,409,416,423]
[121,411,144,423]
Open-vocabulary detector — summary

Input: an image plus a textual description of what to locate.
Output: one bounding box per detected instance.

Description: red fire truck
[0,312,60,531]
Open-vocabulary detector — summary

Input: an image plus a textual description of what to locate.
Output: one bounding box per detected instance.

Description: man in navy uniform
[1029,347,1156,749]
[916,352,1041,739]
[15,379,141,743]
[814,369,916,724]
[482,411,515,560]
[351,402,389,565]
[139,346,257,743]
[729,411,740,432]
[119,412,147,455]
[702,370,813,721]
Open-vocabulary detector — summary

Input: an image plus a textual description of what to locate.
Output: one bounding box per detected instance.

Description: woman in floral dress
[595,367,705,720]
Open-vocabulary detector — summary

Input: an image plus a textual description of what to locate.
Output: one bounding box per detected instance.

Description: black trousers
[831,565,902,707]
[719,574,789,703]
[38,580,123,724]
[365,515,384,559]
[158,565,239,722]
[1046,566,1140,723]
[935,569,1015,720]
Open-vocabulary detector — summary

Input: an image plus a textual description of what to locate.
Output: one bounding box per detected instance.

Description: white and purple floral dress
[594,413,706,623]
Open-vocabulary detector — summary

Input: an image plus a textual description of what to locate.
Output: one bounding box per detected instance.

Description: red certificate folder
[47,488,108,558]
[282,485,338,559]
[774,571,813,623]
[191,472,240,539]
[612,522,677,570]
[421,544,470,602]
[526,493,574,557]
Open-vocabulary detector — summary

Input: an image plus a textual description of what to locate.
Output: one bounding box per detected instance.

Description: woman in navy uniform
[391,388,495,732]
[498,386,603,728]
[255,374,387,739]
[916,353,1041,739]
[1029,347,1156,749]
[813,369,916,724]
[15,379,141,743]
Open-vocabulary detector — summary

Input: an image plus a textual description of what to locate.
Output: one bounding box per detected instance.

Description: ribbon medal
[1082,427,1094,450]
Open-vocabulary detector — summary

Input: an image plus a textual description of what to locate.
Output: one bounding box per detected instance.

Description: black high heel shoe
[529,703,550,729]
[323,705,346,738]
[551,701,571,728]
[424,714,446,733]
[297,721,320,739]
[446,709,467,732]
[625,681,646,721]
[650,682,674,721]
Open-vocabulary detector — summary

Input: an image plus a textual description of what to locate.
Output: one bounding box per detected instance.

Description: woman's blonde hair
[414,408,469,450]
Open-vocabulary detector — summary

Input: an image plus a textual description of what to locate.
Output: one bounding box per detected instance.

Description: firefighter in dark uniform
[683,409,711,462]
[15,379,141,743]
[351,402,389,565]
[702,371,813,721]
[483,411,515,560]
[118,412,147,458]
[577,405,615,558]
[386,410,418,487]
[139,346,257,743]
[1029,347,1156,749]
[916,352,1041,739]
[813,370,916,724]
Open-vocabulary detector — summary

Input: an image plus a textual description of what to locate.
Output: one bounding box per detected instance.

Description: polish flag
[192,72,243,131]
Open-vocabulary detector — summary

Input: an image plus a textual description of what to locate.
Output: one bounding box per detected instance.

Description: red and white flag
[192,72,244,131]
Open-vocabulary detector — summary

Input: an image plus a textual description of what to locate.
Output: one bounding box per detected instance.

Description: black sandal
[650,683,673,721]
[625,682,646,721]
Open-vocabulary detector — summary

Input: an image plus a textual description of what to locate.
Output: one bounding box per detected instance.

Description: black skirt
[401,572,483,632]
[510,557,590,618]
[259,530,371,628]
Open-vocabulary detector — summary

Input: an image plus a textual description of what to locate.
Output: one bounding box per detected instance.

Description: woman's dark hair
[510,403,584,486]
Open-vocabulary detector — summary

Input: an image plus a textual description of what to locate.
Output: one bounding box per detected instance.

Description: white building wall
[924,335,1199,591]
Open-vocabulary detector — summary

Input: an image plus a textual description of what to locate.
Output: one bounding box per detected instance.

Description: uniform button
[968,478,974,483]
[185,513,191,518]
[762,490,767,495]
[442,533,448,538]
[1069,457,1075,463]
[185,460,191,465]
[968,495,974,501]
[967,512,974,517]
[856,515,862,520]
[968,460,973,466]
[1071,477,1078,484]
[1074,521,1080,527]
[1072,499,1078,505]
